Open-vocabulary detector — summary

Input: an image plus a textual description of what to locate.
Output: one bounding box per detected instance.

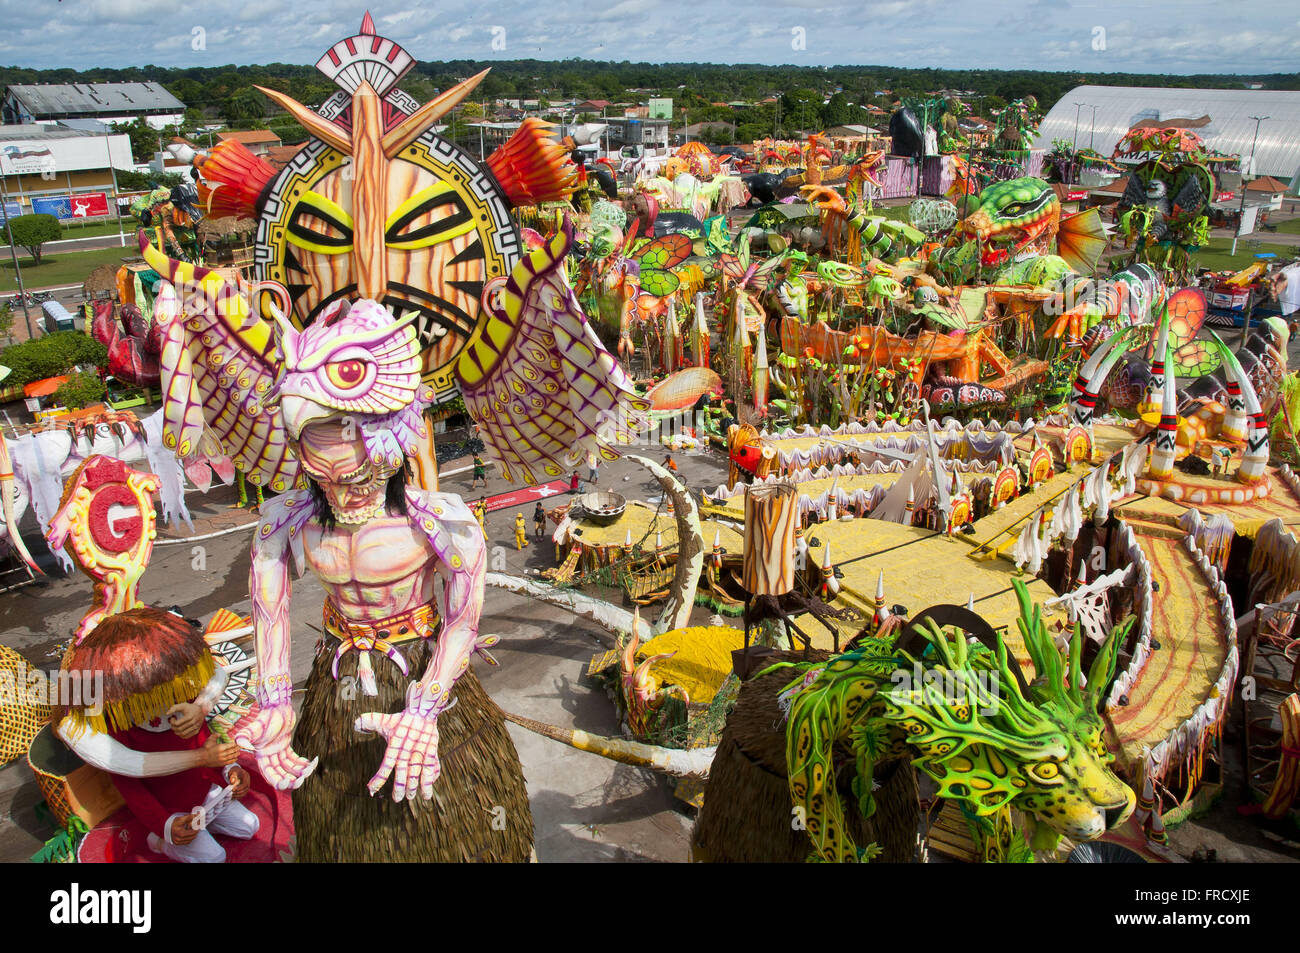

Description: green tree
[0,331,107,387]
[52,372,107,410]
[823,92,854,127]
[111,116,162,163]
[224,87,267,123]
[0,300,14,344]
[8,214,61,265]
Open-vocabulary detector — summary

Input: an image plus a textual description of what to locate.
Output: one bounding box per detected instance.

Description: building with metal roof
[2,82,185,130]
[1036,86,1300,186]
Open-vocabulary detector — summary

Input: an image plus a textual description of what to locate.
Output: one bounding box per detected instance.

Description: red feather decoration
[196,140,278,219]
[486,118,579,208]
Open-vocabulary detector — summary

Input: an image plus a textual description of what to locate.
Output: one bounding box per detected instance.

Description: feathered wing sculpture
[140,231,301,492]
[144,219,648,489]
[456,219,651,484]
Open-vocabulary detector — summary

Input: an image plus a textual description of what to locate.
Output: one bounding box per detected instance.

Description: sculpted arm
[57,717,237,777]
[231,501,318,789]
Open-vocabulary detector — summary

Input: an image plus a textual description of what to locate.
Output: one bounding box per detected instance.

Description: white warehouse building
[1036,85,1300,187]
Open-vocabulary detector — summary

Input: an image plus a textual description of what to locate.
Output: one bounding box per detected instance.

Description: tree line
[3,59,1293,152]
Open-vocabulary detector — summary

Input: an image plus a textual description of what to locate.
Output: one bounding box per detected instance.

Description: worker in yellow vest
[514,512,529,550]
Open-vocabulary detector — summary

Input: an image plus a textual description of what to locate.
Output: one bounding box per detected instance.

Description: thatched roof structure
[81,263,120,298]
[197,216,257,244]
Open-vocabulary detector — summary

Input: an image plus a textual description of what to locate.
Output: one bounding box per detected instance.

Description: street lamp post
[1230,115,1269,259]
[1071,102,1086,184]
[1087,105,1098,152]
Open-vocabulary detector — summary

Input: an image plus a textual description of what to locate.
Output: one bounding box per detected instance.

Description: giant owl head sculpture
[269,298,434,473]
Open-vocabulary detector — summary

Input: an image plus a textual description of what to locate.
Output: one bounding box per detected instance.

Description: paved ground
[0,431,730,863]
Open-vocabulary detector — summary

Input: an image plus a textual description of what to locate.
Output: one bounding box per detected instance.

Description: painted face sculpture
[252,16,521,399]
[298,420,393,525]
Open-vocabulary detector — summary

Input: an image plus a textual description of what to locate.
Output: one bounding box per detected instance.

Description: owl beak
[278,393,333,441]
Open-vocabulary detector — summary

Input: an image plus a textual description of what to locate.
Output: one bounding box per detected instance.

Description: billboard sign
[0,143,56,177]
[31,192,109,220]
[648,98,673,120]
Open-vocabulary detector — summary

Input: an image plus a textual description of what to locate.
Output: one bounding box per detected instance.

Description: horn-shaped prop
[502,711,716,778]
[0,438,40,574]
[253,86,350,153]
[382,69,490,158]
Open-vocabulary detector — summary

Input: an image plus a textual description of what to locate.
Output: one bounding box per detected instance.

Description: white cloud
[0,0,1291,73]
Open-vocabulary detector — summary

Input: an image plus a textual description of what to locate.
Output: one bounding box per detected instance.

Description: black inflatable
[742,168,803,206]
[652,210,705,237]
[588,166,618,199]
[889,107,926,158]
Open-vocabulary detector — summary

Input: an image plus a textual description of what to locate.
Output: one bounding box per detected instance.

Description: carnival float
[0,13,1297,865]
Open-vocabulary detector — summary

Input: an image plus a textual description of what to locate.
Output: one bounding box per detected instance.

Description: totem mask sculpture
[138,14,647,863]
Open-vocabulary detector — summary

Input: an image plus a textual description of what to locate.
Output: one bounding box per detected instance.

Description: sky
[0,0,1297,74]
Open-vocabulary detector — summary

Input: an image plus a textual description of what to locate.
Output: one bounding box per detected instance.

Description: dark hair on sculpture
[308,461,411,530]
[55,606,215,734]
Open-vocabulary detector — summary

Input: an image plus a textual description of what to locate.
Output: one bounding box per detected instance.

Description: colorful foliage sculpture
[769,580,1135,862]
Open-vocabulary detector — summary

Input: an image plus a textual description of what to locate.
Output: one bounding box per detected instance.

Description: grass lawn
[869,202,914,222]
[1193,236,1297,272]
[1272,215,1300,236]
[0,244,142,292]
[51,219,133,240]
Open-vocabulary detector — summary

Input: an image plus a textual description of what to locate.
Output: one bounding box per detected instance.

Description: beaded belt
[322,599,440,697]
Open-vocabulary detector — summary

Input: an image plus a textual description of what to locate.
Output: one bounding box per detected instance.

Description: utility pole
[1231,115,1269,258]
[104,127,125,247]
[0,172,34,340]
[1087,105,1098,151]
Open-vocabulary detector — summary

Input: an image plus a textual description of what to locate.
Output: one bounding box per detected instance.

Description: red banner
[1216,191,1235,202]
[481,479,572,513]
[69,192,109,218]
[1066,190,1088,201]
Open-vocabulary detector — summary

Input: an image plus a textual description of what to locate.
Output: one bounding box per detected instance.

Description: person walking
[470,454,488,489]
[472,498,487,538]
[514,512,529,550]
[533,502,546,539]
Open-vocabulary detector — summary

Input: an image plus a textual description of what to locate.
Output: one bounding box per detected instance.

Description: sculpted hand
[233,704,317,791]
[199,734,240,769]
[166,702,205,739]
[354,708,441,802]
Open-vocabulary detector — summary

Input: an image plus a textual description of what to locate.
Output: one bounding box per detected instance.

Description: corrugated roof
[1036,86,1300,180]
[0,125,112,141]
[5,82,185,117]
[215,130,281,144]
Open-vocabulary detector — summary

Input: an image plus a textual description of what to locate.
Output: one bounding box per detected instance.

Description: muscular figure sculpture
[234,415,530,862]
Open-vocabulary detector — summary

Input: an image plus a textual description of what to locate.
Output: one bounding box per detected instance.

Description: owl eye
[329,360,366,387]
[323,355,375,395]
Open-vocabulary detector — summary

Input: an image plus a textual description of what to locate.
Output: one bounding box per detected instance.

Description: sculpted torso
[304,516,438,619]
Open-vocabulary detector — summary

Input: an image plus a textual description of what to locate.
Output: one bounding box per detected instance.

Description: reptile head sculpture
[780,578,1136,862]
[958,177,1061,267]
